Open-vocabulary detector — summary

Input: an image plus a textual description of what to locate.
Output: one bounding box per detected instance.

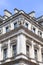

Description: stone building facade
[0,8,43,65]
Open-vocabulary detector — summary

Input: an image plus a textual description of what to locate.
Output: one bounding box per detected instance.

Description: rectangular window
[34,49,37,60]
[38,31,42,37]
[0,30,1,34]
[25,23,28,28]
[26,45,29,57]
[6,26,9,32]
[14,22,17,29]
[3,48,7,60]
[12,45,16,57]
[42,53,43,62]
[32,27,36,33]
[0,28,2,35]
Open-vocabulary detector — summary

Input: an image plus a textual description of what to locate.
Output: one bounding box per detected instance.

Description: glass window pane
[14,22,17,28]
[42,53,43,61]
[34,49,37,60]
[6,26,9,32]
[25,23,28,28]
[3,48,7,60]
[12,45,16,56]
[26,45,29,57]
[32,27,35,33]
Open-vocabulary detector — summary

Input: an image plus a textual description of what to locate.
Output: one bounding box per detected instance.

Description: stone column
[7,40,12,58]
[35,28,38,35]
[30,41,35,59]
[2,27,6,34]
[0,44,2,60]
[10,22,14,30]
[42,32,43,38]
[38,45,42,62]
[17,34,26,55]
[28,23,31,30]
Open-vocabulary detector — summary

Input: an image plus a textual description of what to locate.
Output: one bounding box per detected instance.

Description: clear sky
[0,0,43,17]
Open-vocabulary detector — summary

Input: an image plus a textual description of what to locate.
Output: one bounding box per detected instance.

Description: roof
[0,8,43,29]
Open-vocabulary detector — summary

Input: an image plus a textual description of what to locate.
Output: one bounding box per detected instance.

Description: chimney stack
[4,9,12,17]
[29,11,35,17]
[14,8,19,14]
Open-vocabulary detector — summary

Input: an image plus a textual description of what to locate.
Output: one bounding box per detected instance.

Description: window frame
[38,30,42,37]
[34,48,38,61]
[3,47,8,60]
[12,44,17,57]
[32,26,36,33]
[26,44,29,57]
[14,22,17,29]
[6,25,10,32]
[42,53,43,62]
[25,22,28,28]
[26,42,31,57]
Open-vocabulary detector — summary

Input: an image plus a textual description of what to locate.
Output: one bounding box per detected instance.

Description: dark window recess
[38,31,42,37]
[32,27,35,33]
[6,26,9,32]
[14,22,17,28]
[0,30,1,34]
[12,45,16,57]
[3,48,7,60]
[40,32,42,35]
[42,53,43,61]
[25,23,28,28]
[34,49,37,60]
[26,45,29,57]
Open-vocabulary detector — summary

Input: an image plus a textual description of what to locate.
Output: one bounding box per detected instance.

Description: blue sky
[0,0,43,17]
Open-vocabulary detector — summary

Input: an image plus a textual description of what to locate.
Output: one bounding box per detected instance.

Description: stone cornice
[0,26,43,46]
[1,53,42,65]
[0,11,43,31]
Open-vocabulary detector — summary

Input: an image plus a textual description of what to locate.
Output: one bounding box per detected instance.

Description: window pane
[6,26,9,32]
[26,45,29,57]
[25,23,28,28]
[0,30,1,34]
[32,27,35,33]
[34,49,37,60]
[42,53,43,61]
[3,48,7,60]
[12,45,16,57]
[14,22,17,28]
[38,31,42,37]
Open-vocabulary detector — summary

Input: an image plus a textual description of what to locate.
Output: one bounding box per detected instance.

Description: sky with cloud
[0,0,43,17]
